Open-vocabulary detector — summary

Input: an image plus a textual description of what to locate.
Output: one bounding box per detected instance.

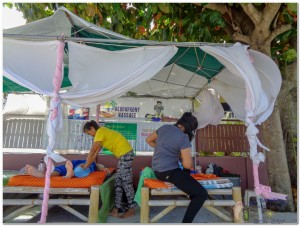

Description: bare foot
[233,200,244,223]
[25,165,45,178]
[118,208,135,219]
[96,163,105,171]
[64,160,74,178]
[109,208,119,218]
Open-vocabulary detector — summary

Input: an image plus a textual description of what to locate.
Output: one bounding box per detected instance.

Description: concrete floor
[4,203,297,224]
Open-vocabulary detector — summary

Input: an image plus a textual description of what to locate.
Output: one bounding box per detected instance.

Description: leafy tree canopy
[4,3,297,68]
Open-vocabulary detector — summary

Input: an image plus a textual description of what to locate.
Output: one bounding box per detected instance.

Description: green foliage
[287,3,297,13]
[4,3,229,43]
[282,49,297,64]
[4,3,297,66]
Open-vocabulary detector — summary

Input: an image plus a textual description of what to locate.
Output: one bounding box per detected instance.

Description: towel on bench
[7,169,115,188]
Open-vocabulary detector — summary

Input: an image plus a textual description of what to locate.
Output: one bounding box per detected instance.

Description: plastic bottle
[38,158,46,173]
[195,161,202,174]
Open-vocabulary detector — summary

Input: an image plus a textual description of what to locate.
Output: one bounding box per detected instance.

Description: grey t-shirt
[152,124,191,172]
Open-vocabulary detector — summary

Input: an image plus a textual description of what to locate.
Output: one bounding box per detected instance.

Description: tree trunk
[251,41,295,212]
[261,105,295,211]
[277,61,297,211]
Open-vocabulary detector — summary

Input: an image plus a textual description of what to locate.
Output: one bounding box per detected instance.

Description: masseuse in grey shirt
[146,112,208,223]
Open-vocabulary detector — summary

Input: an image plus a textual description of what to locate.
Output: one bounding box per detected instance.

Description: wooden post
[88,185,100,223]
[150,205,176,223]
[232,187,244,223]
[140,187,150,223]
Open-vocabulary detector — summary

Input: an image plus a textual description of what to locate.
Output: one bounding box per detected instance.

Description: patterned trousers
[115,150,135,209]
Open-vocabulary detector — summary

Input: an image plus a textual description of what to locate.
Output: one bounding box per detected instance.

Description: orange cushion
[144,178,170,189]
[144,173,219,189]
[7,171,107,188]
[191,173,219,180]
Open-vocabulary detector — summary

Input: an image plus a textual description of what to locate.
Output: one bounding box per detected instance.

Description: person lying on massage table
[23,160,109,178]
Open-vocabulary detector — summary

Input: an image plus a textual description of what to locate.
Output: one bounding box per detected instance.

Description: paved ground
[4,203,297,224]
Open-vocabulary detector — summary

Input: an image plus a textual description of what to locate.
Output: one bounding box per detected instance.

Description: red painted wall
[3,153,269,195]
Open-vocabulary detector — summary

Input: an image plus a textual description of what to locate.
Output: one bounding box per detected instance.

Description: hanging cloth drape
[3,39,59,96]
[194,88,224,129]
[60,42,178,106]
[200,43,286,200]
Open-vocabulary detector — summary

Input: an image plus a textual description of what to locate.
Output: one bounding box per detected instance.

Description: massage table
[137,171,243,223]
[3,170,115,223]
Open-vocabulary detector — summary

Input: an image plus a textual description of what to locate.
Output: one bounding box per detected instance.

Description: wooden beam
[232,187,244,223]
[140,187,150,223]
[3,186,90,195]
[151,188,233,196]
[204,206,232,222]
[4,199,90,206]
[3,205,35,222]
[150,205,176,223]
[59,205,88,222]
[88,185,100,223]
[148,200,236,207]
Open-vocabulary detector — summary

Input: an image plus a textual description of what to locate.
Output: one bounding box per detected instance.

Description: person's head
[83,120,99,137]
[175,112,198,141]
[157,101,162,106]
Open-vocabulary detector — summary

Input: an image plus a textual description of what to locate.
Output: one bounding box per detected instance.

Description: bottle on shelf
[38,158,46,173]
[195,161,202,174]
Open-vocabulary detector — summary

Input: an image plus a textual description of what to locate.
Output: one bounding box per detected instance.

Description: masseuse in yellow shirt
[82,120,135,218]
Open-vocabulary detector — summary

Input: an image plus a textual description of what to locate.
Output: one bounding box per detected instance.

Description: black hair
[175,112,198,141]
[83,120,99,132]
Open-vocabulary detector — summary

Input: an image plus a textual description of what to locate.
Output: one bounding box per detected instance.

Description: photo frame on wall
[68,107,89,120]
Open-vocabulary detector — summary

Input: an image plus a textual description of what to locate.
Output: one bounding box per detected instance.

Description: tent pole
[39,40,65,223]
[3,34,234,48]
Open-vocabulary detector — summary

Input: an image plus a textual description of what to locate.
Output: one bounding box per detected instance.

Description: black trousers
[155,168,208,223]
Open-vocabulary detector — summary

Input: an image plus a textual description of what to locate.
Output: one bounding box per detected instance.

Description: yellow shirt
[94,127,132,158]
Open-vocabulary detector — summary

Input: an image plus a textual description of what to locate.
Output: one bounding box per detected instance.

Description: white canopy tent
[3,6,285,223]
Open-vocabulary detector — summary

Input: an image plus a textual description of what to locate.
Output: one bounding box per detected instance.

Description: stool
[244,189,257,206]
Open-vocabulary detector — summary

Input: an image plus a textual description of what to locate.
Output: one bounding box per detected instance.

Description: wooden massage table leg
[88,185,100,223]
[140,187,150,223]
[232,187,244,223]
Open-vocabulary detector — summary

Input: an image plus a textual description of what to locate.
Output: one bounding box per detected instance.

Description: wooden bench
[3,186,100,223]
[140,186,243,223]
[3,174,115,223]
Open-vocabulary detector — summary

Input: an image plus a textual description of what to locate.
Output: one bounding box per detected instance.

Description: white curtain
[200,42,282,165]
[60,42,178,106]
[3,39,59,96]
[194,89,224,129]
[200,43,281,125]
[200,43,269,124]
[248,50,282,124]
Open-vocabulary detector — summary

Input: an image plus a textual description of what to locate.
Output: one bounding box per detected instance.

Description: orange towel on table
[144,178,170,188]
[191,173,219,180]
[144,174,219,189]
[7,171,109,188]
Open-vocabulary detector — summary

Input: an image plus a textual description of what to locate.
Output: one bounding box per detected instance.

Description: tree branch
[266,24,292,44]
[232,33,251,44]
[240,3,262,25]
[261,3,282,31]
[203,3,227,14]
